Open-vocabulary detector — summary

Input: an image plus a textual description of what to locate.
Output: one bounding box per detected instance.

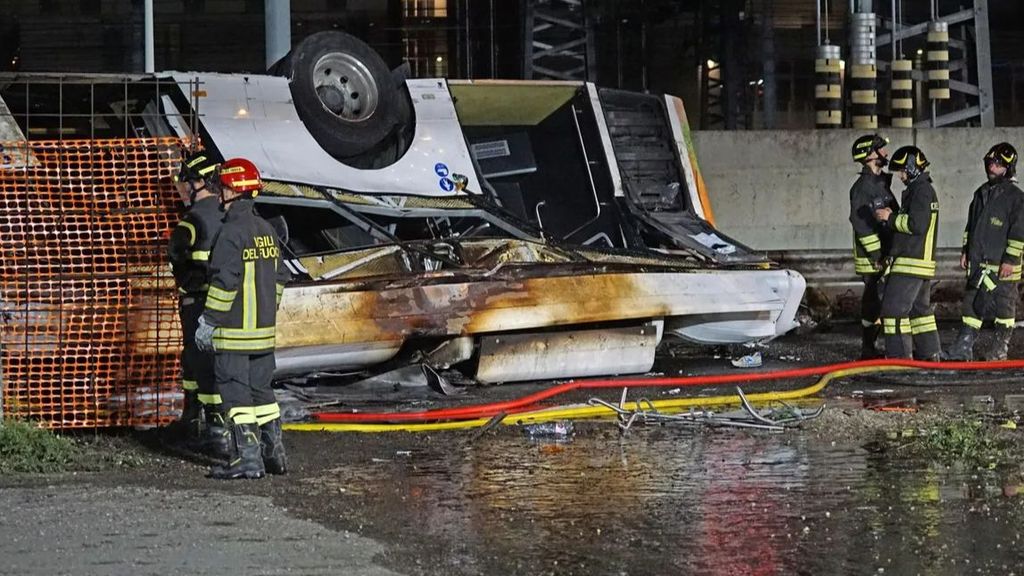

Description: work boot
[943,326,978,361]
[201,410,233,460]
[260,419,287,475]
[884,333,913,359]
[983,327,1013,361]
[175,391,204,449]
[912,331,942,363]
[208,424,265,480]
[860,324,883,359]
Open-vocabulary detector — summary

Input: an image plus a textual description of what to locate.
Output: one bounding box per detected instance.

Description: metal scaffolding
[876,0,994,128]
[523,0,595,81]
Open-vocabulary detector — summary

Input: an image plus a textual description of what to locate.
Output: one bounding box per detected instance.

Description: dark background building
[2,0,1024,127]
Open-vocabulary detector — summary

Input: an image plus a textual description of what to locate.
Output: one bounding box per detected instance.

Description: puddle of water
[315,424,1024,575]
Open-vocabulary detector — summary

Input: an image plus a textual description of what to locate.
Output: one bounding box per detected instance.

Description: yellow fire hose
[283,364,917,433]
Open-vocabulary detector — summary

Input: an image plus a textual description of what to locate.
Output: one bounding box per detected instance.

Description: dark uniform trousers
[179,295,217,404]
[216,352,278,427]
[880,274,941,359]
[961,275,1019,330]
[861,274,884,329]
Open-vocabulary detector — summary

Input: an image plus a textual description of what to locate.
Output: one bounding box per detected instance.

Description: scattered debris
[793,312,819,335]
[731,351,763,368]
[522,421,574,439]
[851,388,896,398]
[587,387,824,434]
[467,412,508,444]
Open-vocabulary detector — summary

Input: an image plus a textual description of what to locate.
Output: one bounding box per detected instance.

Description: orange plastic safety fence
[0,138,186,428]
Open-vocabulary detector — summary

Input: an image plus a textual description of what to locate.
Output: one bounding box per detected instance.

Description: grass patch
[0,420,79,474]
[922,419,1003,463]
[887,418,1017,469]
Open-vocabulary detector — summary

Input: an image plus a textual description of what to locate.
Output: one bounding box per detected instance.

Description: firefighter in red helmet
[195,158,290,479]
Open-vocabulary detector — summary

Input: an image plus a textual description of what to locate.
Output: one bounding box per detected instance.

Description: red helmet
[218,158,262,195]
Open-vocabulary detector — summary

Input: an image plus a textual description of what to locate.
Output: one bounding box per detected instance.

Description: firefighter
[944,143,1024,361]
[167,148,230,457]
[195,158,289,480]
[873,146,942,360]
[849,134,899,358]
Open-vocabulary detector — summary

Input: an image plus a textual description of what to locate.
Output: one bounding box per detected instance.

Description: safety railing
[0,137,184,428]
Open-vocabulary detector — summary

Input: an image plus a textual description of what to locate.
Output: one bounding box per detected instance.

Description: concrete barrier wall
[693,128,1024,251]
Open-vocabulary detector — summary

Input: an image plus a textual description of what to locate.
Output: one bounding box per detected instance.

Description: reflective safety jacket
[168,196,223,295]
[203,198,290,354]
[962,177,1024,282]
[886,174,939,279]
[849,168,899,275]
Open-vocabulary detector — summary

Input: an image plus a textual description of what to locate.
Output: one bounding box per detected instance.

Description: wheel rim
[312,52,379,123]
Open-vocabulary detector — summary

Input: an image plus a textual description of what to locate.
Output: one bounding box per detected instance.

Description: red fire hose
[312,357,1024,424]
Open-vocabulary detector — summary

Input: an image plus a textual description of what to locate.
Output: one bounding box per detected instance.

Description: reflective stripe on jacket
[203,198,290,354]
[849,168,898,275]
[168,196,223,295]
[887,174,939,279]
[963,178,1024,282]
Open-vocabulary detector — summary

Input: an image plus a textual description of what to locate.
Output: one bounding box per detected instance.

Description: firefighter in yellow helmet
[945,143,1024,361]
[195,158,290,479]
[167,148,230,458]
[849,134,899,358]
[873,146,941,360]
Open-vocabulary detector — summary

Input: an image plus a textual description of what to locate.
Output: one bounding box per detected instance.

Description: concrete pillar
[760,0,777,129]
[144,0,154,73]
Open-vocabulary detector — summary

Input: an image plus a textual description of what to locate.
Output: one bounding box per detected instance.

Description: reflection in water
[314,425,1024,575]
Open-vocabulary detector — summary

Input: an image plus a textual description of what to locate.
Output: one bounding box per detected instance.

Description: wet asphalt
[3,322,1024,576]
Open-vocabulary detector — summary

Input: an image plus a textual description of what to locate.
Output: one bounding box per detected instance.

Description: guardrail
[769,248,982,321]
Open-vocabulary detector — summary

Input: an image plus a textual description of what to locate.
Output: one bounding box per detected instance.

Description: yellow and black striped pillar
[890,59,914,128]
[850,63,878,129]
[815,45,842,129]
[927,22,950,100]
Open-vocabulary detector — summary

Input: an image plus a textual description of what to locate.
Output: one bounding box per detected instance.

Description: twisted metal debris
[587,387,825,433]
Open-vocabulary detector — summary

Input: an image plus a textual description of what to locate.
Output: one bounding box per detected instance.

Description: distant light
[436,56,444,63]
[237,108,248,117]
[917,48,924,55]
[706,59,717,69]
[757,78,764,85]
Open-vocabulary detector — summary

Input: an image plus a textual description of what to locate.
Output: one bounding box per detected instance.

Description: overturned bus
[0,31,804,398]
